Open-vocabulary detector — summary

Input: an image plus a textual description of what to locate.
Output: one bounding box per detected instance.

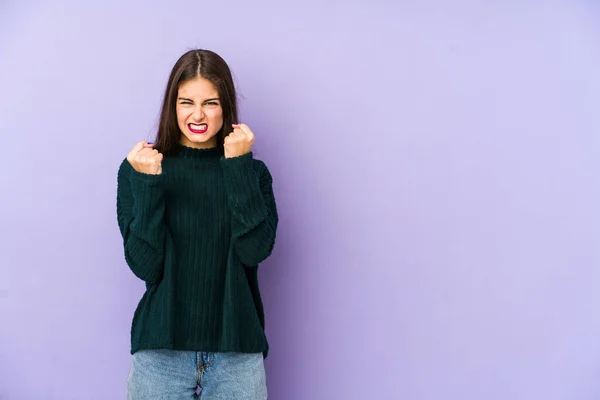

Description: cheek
[208,108,224,123]
[176,108,187,125]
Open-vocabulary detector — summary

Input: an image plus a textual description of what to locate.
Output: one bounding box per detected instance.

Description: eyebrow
[177,97,220,102]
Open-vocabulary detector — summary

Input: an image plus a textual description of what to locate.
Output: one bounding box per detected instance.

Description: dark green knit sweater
[116,144,278,357]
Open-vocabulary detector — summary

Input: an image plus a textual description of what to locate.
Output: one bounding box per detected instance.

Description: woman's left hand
[224,123,255,158]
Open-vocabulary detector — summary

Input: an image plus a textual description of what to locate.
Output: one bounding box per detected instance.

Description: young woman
[116,49,278,399]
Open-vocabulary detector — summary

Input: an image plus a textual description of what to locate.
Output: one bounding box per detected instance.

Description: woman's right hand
[127,142,163,175]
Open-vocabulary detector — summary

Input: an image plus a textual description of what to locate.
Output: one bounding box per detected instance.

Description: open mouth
[188,123,208,134]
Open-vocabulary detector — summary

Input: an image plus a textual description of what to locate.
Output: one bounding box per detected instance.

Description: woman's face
[176,77,224,149]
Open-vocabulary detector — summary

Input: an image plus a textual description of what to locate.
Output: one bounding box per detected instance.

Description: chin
[192,134,216,142]
[182,132,218,147]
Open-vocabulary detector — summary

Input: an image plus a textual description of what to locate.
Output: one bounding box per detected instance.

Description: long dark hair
[153,49,238,156]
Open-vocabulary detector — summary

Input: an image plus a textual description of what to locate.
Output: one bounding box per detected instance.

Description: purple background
[1,1,600,399]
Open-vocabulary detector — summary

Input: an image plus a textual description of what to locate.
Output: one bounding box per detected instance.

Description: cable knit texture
[116,144,278,358]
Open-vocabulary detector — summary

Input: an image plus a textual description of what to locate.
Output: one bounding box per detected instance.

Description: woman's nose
[192,105,204,121]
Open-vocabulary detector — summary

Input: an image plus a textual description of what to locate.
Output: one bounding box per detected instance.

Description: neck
[180,135,218,150]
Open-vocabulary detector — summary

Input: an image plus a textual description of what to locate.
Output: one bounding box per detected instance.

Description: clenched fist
[127,141,163,175]
[224,124,255,158]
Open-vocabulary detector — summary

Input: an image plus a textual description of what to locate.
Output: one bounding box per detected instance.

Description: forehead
[178,77,219,98]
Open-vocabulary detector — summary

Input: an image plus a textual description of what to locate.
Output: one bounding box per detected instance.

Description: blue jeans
[127,349,267,399]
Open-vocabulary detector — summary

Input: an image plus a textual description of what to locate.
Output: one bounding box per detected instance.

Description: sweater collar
[176,144,224,159]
